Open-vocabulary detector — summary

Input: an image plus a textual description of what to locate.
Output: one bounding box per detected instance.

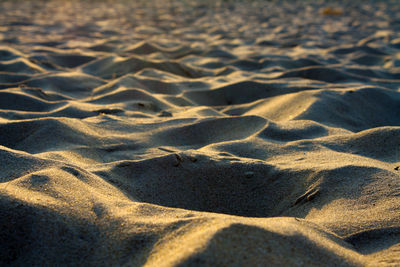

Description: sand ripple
[0,0,399,266]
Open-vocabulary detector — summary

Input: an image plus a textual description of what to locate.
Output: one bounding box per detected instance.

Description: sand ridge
[0,0,399,266]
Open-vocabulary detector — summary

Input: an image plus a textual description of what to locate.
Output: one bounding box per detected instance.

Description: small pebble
[173,153,182,167]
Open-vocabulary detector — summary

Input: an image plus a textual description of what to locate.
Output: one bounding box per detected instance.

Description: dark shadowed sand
[0,0,399,266]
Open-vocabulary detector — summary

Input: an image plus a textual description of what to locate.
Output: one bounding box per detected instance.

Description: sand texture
[0,0,399,266]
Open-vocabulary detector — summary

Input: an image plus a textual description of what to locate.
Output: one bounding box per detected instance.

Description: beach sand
[0,0,399,266]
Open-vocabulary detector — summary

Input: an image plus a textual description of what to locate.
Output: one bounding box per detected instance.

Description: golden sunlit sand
[0,0,399,266]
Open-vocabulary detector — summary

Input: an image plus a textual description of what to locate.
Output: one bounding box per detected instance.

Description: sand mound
[0,0,399,266]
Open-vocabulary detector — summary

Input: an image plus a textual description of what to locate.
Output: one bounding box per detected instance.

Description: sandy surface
[0,0,399,266]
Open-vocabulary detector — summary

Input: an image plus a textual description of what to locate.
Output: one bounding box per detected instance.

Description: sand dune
[0,0,399,266]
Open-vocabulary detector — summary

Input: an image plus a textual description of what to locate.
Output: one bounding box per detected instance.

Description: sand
[0,0,399,266]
